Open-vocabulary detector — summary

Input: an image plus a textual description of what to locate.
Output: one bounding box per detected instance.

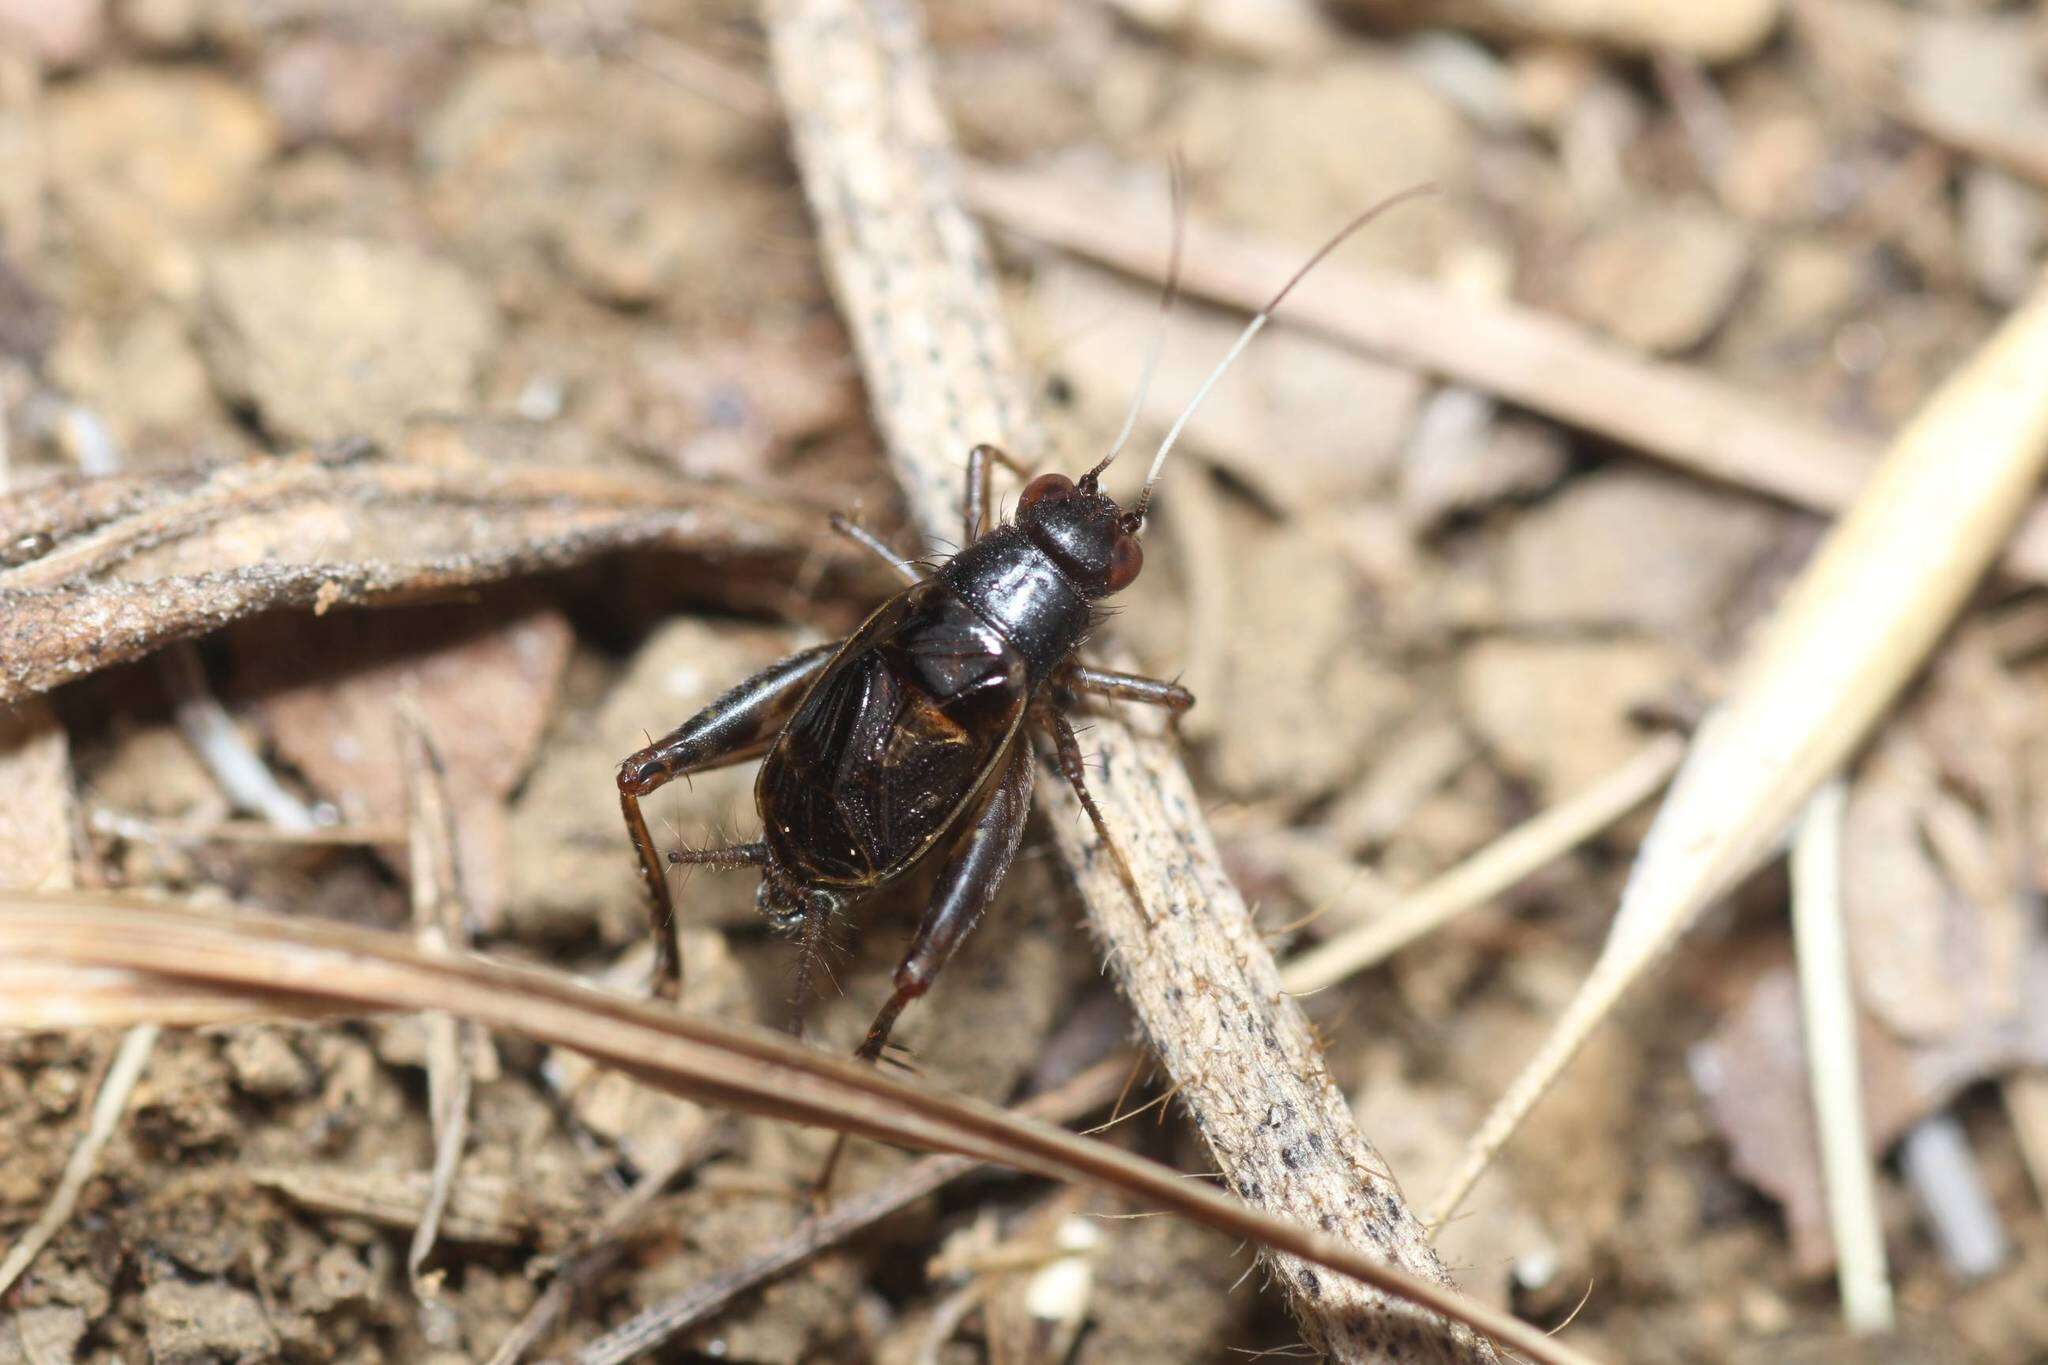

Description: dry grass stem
[158,642,319,830]
[1790,781,1894,1334]
[401,711,477,1299]
[0,1024,160,1299]
[2001,1074,2048,1212]
[765,1,1492,1358]
[0,896,1592,1365]
[484,1145,693,1365]
[1899,1114,2008,1277]
[1431,277,2048,1227]
[1281,734,1684,995]
[85,812,409,847]
[963,164,2048,587]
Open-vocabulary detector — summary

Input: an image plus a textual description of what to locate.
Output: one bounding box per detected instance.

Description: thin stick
[1281,735,1684,996]
[1898,1114,2008,1278]
[764,3,1493,1360]
[158,644,318,832]
[566,1054,1131,1365]
[87,810,408,847]
[0,1024,160,1297]
[962,163,2048,588]
[1789,781,1894,1335]
[402,707,477,1299]
[484,1143,694,1365]
[54,407,320,833]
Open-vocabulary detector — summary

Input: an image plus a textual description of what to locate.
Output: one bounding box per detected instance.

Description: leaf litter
[3,1,2048,1361]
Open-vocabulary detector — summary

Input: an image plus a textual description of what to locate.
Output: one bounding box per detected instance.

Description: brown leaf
[1844,633,2034,1041]
[231,603,572,929]
[0,432,858,704]
[1695,945,2048,1276]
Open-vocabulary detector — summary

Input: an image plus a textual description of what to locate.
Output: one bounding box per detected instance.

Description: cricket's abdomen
[757,579,1027,887]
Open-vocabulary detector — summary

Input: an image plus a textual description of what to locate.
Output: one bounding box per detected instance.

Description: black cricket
[615,189,1422,1071]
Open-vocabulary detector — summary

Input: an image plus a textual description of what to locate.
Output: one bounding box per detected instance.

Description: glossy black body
[757,513,1099,903]
[757,575,1032,890]
[615,448,1187,1080]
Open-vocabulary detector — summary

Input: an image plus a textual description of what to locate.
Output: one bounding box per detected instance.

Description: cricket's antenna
[1129,182,1436,527]
[1085,157,1187,487]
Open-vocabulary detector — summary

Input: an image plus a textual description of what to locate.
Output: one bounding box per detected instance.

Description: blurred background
[1,0,2045,1360]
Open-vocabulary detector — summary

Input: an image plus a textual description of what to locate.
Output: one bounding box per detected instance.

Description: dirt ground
[1,0,2047,1361]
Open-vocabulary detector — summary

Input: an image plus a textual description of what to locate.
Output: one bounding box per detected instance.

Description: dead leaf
[1695,944,2048,1276]
[0,434,857,704]
[231,602,571,929]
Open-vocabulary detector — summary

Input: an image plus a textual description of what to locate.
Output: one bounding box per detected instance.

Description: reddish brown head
[1015,469,1143,599]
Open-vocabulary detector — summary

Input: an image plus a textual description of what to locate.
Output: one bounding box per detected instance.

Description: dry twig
[565,1054,1133,1365]
[158,642,319,831]
[765,1,1491,1359]
[963,163,2048,587]
[1281,735,1685,995]
[0,1024,159,1299]
[401,709,479,1299]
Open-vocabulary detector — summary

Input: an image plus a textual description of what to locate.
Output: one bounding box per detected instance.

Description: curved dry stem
[0,894,1595,1365]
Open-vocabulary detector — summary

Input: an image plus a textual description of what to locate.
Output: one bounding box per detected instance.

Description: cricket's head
[1016,469,1143,599]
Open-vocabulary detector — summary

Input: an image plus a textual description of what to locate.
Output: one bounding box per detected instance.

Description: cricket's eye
[1104,533,1143,593]
[1019,473,1075,509]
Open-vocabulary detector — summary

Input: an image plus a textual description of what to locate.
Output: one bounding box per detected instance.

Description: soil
[1,0,2045,1362]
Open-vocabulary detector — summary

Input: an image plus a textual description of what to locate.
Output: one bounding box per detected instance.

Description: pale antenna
[1085,158,1187,485]
[1129,183,1436,526]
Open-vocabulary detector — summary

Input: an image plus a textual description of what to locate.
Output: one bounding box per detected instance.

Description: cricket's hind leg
[617,641,839,1000]
[811,743,1035,1200]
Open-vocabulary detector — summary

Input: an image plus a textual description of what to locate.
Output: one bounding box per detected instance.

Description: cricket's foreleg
[617,641,839,999]
[963,442,1030,545]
